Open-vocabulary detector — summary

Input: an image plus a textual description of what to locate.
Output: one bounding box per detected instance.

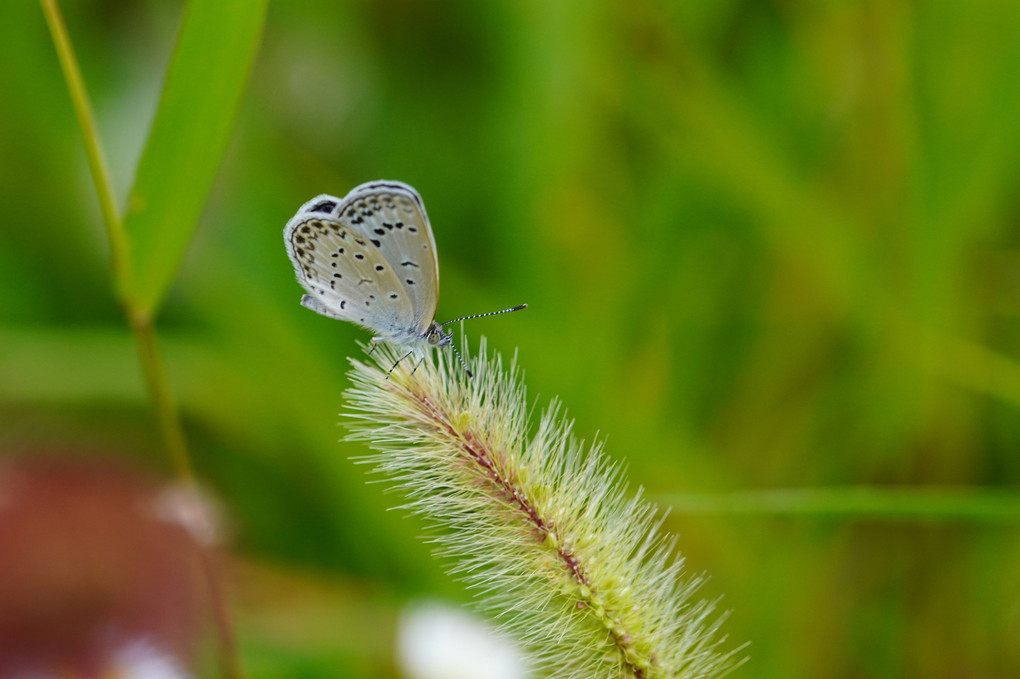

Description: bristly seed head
[344,339,744,678]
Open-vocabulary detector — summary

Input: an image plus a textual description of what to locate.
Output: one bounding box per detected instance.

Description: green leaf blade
[124,0,268,316]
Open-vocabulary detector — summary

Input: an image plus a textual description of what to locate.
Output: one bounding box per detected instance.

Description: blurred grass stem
[132,316,195,483]
[41,2,239,677]
[40,0,195,488]
[663,487,1020,522]
[40,0,132,299]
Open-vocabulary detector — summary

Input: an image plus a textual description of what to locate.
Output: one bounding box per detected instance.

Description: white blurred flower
[112,641,191,679]
[397,602,528,679]
[152,481,225,547]
[3,641,189,679]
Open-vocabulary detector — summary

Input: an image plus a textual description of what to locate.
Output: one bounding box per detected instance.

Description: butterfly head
[425,323,452,347]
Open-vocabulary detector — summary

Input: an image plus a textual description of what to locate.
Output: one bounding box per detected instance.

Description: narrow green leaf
[123,0,267,316]
[661,488,1020,522]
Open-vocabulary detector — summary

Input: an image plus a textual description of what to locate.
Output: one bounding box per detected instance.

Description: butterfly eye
[428,333,441,346]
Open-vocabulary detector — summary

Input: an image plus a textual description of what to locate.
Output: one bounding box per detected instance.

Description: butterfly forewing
[340,182,440,330]
[283,181,440,341]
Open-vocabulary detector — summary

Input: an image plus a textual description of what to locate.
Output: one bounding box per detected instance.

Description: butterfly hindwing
[285,199,415,336]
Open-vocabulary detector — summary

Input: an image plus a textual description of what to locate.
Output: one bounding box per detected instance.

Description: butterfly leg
[367,337,383,356]
[409,352,426,376]
[385,349,414,380]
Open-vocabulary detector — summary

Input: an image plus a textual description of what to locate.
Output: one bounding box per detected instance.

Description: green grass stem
[661,487,1020,522]
[41,2,241,676]
[40,0,132,301]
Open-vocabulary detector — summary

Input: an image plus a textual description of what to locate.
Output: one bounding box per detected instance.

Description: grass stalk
[131,315,195,483]
[40,0,132,300]
[41,3,240,676]
[661,487,1020,522]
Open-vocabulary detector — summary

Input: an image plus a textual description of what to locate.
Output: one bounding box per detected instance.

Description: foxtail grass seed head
[345,339,743,678]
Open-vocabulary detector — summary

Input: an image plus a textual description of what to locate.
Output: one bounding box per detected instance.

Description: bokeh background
[2,1,1019,677]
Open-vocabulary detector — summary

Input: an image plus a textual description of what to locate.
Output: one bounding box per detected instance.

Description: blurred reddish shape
[0,456,206,678]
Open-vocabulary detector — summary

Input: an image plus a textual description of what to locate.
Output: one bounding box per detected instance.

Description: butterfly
[284,180,525,378]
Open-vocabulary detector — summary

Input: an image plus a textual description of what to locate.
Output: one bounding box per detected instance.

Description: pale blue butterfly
[284,180,525,377]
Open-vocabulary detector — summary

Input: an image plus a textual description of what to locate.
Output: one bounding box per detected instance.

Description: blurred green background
[2,0,1019,677]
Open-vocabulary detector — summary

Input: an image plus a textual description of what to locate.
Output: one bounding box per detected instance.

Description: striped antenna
[442,303,527,380]
[441,304,528,327]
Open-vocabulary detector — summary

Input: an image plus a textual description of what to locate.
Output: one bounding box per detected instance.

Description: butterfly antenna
[448,342,475,380]
[440,303,528,327]
[440,304,526,380]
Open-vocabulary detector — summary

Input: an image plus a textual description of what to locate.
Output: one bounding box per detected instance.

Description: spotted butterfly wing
[284,181,441,345]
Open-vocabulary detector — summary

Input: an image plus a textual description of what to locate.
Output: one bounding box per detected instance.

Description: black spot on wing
[401,260,418,268]
[310,200,337,213]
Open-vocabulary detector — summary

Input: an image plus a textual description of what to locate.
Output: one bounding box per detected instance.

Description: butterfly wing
[283,181,440,341]
[284,194,417,337]
[340,182,440,331]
